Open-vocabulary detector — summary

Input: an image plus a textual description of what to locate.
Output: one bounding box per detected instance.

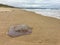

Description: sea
[23,9,60,19]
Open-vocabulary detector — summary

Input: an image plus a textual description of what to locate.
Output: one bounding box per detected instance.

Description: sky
[0,0,60,3]
[0,0,60,8]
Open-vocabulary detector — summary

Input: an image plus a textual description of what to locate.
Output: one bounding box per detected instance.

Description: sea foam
[24,9,60,19]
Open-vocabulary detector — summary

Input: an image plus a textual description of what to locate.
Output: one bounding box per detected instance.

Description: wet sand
[0,7,60,45]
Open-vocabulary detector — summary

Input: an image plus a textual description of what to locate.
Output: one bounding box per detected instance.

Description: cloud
[0,0,60,8]
[0,0,60,4]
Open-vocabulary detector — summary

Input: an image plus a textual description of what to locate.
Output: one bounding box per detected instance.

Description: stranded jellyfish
[7,24,32,37]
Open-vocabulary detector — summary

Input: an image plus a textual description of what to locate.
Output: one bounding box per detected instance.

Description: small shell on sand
[7,24,32,37]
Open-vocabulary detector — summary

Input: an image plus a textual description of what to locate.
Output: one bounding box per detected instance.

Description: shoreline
[23,9,60,19]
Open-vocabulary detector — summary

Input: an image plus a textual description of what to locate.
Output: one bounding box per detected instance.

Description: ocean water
[24,9,60,19]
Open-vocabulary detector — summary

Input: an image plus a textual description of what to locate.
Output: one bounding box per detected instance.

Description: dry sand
[0,7,60,45]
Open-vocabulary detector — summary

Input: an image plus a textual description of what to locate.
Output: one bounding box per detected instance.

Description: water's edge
[23,9,60,19]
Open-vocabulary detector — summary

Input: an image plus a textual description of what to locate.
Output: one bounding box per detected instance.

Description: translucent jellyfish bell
[7,24,32,37]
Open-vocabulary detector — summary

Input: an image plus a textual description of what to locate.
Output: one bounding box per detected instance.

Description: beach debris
[7,24,32,37]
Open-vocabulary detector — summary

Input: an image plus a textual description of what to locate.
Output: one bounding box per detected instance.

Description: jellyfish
[7,24,32,37]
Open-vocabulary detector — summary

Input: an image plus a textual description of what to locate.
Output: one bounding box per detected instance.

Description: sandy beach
[0,7,60,45]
